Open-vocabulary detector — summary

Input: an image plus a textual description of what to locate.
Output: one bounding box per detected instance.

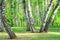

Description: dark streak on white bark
[1,0,16,39]
[40,0,53,32]
[44,0,60,32]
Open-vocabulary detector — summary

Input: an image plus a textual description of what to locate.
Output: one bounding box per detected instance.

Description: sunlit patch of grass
[0,32,60,40]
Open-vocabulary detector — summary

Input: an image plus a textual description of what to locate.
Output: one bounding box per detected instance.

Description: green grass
[2,26,60,40]
[11,27,27,33]
[10,26,60,33]
[0,32,60,40]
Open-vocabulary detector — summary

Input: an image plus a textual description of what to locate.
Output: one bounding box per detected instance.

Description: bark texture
[40,0,53,32]
[1,0,16,39]
[22,0,30,31]
[44,0,60,32]
[0,2,4,32]
[27,0,38,32]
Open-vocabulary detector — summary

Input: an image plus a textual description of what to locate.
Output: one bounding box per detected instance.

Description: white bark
[1,0,16,39]
[0,6,4,32]
[22,0,30,31]
[40,0,53,32]
[44,0,60,32]
[27,0,38,32]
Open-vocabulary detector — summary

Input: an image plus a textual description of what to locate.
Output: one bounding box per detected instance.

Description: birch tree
[22,0,31,31]
[40,0,53,32]
[0,0,4,32]
[1,0,16,39]
[27,0,38,32]
[44,0,60,32]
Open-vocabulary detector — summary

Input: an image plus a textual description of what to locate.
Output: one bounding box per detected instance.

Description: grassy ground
[1,26,60,40]
[0,32,60,40]
[11,26,60,33]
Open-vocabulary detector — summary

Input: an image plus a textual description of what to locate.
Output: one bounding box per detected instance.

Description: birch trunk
[1,0,16,39]
[40,0,53,32]
[0,0,4,32]
[22,0,30,31]
[27,0,38,32]
[44,0,60,32]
